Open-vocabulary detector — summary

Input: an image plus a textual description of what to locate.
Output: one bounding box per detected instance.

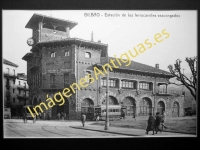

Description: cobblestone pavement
[4,119,196,138]
[4,119,128,138]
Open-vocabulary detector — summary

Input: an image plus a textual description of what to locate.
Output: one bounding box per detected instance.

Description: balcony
[4,72,17,79]
[6,83,10,89]
[41,83,64,90]
[17,85,29,91]
[171,90,183,96]
[17,94,28,99]
[156,90,183,96]
[6,91,11,97]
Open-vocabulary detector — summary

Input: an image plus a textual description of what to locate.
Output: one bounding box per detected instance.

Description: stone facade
[22,14,184,120]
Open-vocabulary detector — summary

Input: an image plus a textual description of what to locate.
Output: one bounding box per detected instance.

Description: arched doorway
[52,98,69,119]
[102,96,118,105]
[123,97,136,117]
[139,97,152,116]
[172,101,179,117]
[81,98,94,118]
[157,101,165,115]
[33,97,37,106]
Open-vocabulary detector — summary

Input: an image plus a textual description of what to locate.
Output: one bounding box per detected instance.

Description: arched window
[85,52,91,58]
[172,101,179,117]
[139,98,152,116]
[50,52,56,58]
[157,101,165,115]
[123,97,136,116]
[65,51,70,56]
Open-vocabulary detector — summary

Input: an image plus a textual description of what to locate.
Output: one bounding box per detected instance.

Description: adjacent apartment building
[3,59,29,117]
[22,13,184,120]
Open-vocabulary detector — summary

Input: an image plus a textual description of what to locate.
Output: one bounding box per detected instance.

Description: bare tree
[168,57,197,100]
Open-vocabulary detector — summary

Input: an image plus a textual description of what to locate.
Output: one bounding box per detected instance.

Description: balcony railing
[6,91,11,97]
[41,83,64,90]
[4,72,17,78]
[156,90,183,96]
[6,83,10,89]
[17,85,29,91]
[171,90,183,96]
[17,94,28,99]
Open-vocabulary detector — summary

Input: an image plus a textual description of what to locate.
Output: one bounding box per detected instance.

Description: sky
[3,10,197,76]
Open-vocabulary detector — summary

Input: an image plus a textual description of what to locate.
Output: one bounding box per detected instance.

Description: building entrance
[139,97,152,116]
[157,101,165,115]
[122,97,136,117]
[172,101,179,117]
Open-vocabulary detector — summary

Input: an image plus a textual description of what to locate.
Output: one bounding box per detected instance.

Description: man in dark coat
[146,113,155,135]
[81,113,86,127]
[155,112,162,134]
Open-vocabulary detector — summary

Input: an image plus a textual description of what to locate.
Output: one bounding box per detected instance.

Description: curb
[91,124,195,135]
[70,126,140,136]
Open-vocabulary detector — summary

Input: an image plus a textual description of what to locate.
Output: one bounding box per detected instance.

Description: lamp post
[105,47,109,130]
[182,69,185,93]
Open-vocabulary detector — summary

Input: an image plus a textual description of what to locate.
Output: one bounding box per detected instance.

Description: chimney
[65,27,70,38]
[91,31,93,42]
[155,63,159,69]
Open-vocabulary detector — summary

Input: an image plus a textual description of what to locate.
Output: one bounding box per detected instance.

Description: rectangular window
[121,80,135,88]
[13,89,15,93]
[13,80,15,85]
[50,74,55,85]
[40,73,42,86]
[7,68,9,74]
[64,73,69,86]
[13,98,15,103]
[65,51,70,56]
[19,81,20,85]
[38,73,40,86]
[101,78,116,87]
[139,82,150,90]
[13,69,15,75]
[85,71,91,83]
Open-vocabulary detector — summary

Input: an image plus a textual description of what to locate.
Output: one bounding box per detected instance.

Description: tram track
[5,124,26,137]
[54,124,90,137]
[5,121,48,137]
[5,120,69,137]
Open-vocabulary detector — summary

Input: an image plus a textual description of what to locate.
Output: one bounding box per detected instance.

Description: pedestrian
[23,107,27,123]
[145,113,155,135]
[43,112,46,120]
[57,112,61,120]
[133,114,136,121]
[161,111,168,131]
[48,111,51,120]
[96,113,99,121]
[61,112,64,121]
[81,113,86,127]
[155,112,162,134]
[39,112,41,119]
[121,110,125,119]
[64,113,66,120]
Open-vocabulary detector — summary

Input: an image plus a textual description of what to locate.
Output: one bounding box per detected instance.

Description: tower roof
[3,58,18,67]
[25,13,78,31]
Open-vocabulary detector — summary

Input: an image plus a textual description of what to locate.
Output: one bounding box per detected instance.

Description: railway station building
[22,14,184,120]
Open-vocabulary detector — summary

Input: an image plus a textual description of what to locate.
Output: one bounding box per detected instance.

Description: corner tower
[25,13,78,45]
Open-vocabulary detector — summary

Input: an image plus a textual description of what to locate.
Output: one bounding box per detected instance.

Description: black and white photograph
[3,10,197,138]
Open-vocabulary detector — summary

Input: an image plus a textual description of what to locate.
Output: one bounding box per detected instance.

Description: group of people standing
[146,111,168,135]
[37,112,51,120]
[57,112,66,120]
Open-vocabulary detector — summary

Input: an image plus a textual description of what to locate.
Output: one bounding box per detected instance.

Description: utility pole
[105,47,109,130]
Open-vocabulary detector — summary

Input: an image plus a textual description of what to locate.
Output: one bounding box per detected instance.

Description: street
[4,119,128,138]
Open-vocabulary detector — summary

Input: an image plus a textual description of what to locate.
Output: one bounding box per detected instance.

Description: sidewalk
[70,124,196,137]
